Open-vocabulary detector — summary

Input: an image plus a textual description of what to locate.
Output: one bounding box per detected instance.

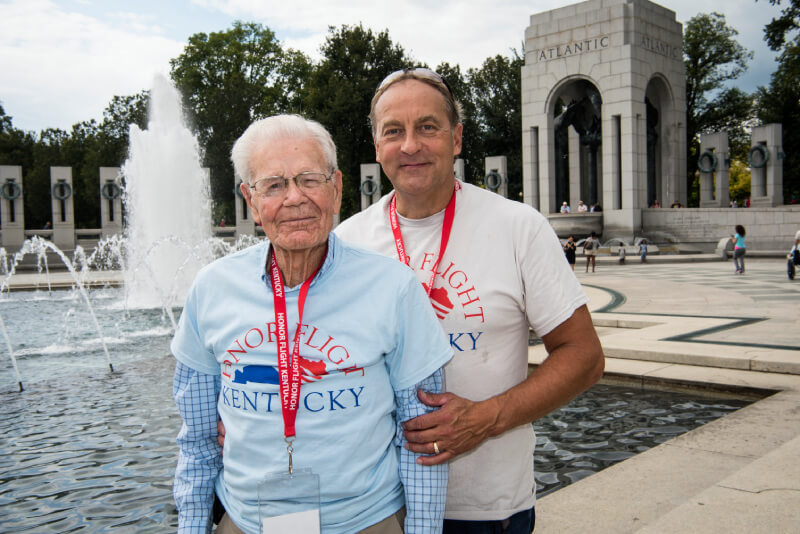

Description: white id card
[258,468,321,534]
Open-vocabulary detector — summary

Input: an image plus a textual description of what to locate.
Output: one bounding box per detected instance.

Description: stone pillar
[698,131,729,208]
[234,178,255,237]
[749,124,783,207]
[99,167,123,236]
[568,127,581,208]
[0,165,25,250]
[360,163,382,210]
[50,166,75,251]
[523,127,540,209]
[454,158,465,182]
[484,156,508,197]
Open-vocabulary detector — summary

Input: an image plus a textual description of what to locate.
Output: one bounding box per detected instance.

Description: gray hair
[231,114,337,185]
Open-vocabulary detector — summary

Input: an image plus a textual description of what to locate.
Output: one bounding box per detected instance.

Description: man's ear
[241,182,262,225]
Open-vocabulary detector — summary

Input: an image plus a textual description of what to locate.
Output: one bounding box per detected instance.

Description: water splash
[122,74,213,309]
[0,236,115,386]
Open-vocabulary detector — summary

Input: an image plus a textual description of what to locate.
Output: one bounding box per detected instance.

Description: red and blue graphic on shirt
[220,322,366,414]
[221,322,362,383]
[415,253,485,353]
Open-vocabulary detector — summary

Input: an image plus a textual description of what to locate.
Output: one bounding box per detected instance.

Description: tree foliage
[3,21,529,229]
[728,158,751,202]
[302,24,411,219]
[467,50,524,200]
[762,0,800,51]
[754,0,800,202]
[683,12,753,206]
[0,93,148,229]
[170,21,311,223]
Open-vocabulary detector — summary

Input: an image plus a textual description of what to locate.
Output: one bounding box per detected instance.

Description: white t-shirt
[336,182,588,521]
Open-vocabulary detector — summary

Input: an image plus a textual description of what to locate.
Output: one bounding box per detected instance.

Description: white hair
[231,114,337,185]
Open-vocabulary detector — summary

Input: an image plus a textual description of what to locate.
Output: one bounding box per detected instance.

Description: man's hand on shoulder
[402,391,502,466]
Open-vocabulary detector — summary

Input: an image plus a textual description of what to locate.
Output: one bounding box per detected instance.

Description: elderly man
[334,69,604,533]
[172,114,451,534]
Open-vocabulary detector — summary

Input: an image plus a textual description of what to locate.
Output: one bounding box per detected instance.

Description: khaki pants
[215,508,406,534]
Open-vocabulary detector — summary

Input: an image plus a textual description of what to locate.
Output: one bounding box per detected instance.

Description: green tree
[467,50,524,200]
[303,24,412,219]
[762,0,800,51]
[0,104,35,169]
[728,158,751,202]
[684,12,753,206]
[170,21,310,222]
[754,0,800,202]
[0,105,37,228]
[754,47,800,202]
[99,92,148,162]
[435,62,480,185]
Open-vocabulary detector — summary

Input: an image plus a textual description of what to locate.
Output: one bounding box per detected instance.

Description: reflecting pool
[0,288,753,531]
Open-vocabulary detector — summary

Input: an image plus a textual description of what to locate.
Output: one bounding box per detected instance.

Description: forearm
[173,362,223,533]
[485,305,605,437]
[396,369,447,533]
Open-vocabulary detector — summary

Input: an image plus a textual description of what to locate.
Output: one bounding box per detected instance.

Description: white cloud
[0,0,185,131]
[194,0,538,68]
[0,0,785,133]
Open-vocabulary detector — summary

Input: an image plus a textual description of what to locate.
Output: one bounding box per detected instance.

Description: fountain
[122,74,213,311]
[0,74,229,390]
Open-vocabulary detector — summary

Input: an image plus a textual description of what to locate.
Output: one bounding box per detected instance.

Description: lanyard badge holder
[258,249,322,534]
[257,462,321,533]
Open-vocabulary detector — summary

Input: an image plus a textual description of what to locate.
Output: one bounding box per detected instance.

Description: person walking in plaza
[789,229,800,280]
[174,114,452,534]
[564,235,577,271]
[732,225,746,274]
[583,231,600,272]
[639,239,648,263]
[334,67,605,533]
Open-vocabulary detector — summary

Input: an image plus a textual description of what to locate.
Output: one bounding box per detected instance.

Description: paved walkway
[530,257,800,533]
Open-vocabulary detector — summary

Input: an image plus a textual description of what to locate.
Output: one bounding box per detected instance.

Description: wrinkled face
[372,79,462,200]
[241,137,341,254]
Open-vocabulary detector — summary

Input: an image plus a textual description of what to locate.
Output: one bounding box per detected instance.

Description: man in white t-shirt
[334,68,605,533]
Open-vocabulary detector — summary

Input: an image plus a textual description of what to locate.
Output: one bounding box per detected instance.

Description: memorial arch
[522,0,686,240]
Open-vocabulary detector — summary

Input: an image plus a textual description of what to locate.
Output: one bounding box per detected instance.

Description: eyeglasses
[250,171,334,197]
[377,67,453,96]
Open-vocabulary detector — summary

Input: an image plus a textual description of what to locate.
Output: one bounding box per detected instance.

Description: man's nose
[400,131,421,154]
[282,178,306,205]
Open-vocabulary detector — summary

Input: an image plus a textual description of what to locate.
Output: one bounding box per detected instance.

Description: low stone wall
[641,206,800,252]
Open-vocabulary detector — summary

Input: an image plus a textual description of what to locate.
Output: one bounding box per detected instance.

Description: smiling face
[372,79,462,218]
[241,136,341,256]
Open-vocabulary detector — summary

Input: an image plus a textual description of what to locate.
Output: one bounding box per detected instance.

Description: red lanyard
[389,182,460,296]
[269,247,322,439]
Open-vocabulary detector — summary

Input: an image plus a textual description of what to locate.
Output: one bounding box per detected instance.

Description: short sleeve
[171,282,220,376]
[519,215,588,337]
[384,274,453,391]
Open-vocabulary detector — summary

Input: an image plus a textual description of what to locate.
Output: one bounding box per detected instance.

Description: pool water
[533,384,751,497]
[0,289,753,531]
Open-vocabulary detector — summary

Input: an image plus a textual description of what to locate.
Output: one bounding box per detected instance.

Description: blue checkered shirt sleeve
[395,368,447,534]
[173,361,223,534]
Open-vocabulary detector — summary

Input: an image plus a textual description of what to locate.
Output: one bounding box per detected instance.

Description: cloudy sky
[0,0,787,133]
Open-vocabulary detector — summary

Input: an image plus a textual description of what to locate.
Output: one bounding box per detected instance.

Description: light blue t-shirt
[734,233,746,249]
[171,233,452,533]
